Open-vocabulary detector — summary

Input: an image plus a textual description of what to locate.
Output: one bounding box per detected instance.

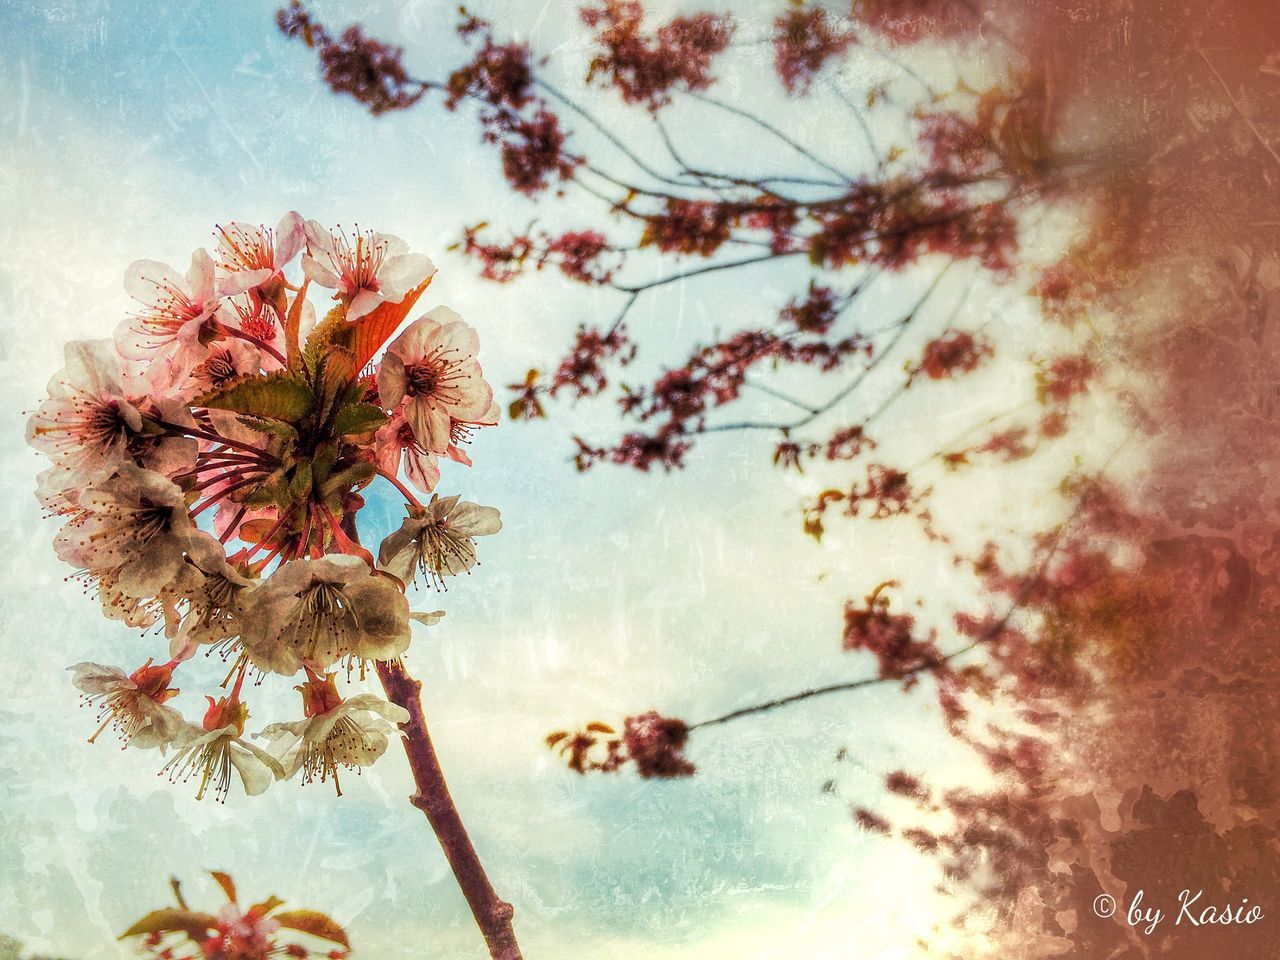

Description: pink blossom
[185,338,261,396]
[115,249,224,375]
[214,211,305,296]
[27,339,145,484]
[444,401,500,467]
[374,408,442,493]
[26,340,195,490]
[223,291,315,372]
[376,307,494,453]
[302,222,436,322]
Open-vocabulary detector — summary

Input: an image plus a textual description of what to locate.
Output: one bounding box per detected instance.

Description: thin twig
[685,90,854,183]
[612,252,800,294]
[701,264,955,434]
[689,478,1095,731]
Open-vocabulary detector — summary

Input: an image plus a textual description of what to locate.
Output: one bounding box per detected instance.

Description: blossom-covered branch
[29,216,517,958]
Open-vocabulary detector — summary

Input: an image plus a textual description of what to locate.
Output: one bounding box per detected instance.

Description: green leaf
[289,462,314,501]
[235,415,298,440]
[273,910,350,948]
[311,442,338,485]
[198,372,315,423]
[303,304,350,374]
[334,402,390,437]
[319,460,376,499]
[119,909,218,940]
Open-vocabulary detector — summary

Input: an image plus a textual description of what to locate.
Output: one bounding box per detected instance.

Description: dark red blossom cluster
[546,712,695,777]
[841,582,942,681]
[774,426,875,474]
[574,427,692,472]
[460,227,534,283]
[780,283,840,335]
[641,199,733,256]
[851,463,914,518]
[810,191,1018,272]
[639,197,805,257]
[773,7,856,96]
[918,113,997,181]
[446,16,580,195]
[545,231,617,284]
[1037,354,1094,407]
[918,331,992,379]
[1035,245,1128,327]
[487,108,580,196]
[550,324,636,399]
[580,0,733,108]
[460,227,618,284]
[446,15,534,109]
[277,2,424,115]
[801,465,916,539]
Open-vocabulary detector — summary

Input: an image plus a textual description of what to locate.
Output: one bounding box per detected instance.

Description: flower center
[202,350,241,388]
[406,363,439,398]
[217,223,275,272]
[331,230,387,292]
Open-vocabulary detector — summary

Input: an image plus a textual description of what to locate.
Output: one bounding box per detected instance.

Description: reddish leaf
[248,895,285,919]
[274,910,351,948]
[326,277,434,384]
[119,909,218,940]
[210,870,237,904]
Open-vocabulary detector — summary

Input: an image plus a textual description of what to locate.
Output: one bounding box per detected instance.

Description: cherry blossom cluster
[545,711,695,778]
[28,213,501,801]
[121,871,350,960]
[579,0,734,109]
[772,6,856,96]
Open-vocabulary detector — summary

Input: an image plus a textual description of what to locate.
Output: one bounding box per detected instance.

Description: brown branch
[687,448,1126,732]
[700,263,954,434]
[685,90,854,183]
[377,659,523,960]
[536,78,696,190]
[612,251,800,293]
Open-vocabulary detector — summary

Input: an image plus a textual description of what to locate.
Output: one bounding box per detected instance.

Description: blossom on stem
[374,408,442,493]
[161,688,285,801]
[54,466,202,599]
[70,660,185,750]
[239,555,410,675]
[186,337,263,395]
[377,495,502,588]
[302,222,435,322]
[444,401,500,467]
[214,211,305,296]
[163,534,258,661]
[29,213,503,810]
[223,290,315,372]
[25,339,178,489]
[377,307,494,453]
[115,249,224,374]
[258,669,408,794]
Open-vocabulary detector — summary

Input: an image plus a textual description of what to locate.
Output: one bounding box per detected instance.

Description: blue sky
[0,2,1110,958]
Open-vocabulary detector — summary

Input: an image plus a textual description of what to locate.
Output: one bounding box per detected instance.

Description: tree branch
[612,251,801,294]
[377,659,523,960]
[685,90,854,183]
[700,263,955,434]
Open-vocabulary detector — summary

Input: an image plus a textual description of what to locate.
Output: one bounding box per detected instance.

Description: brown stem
[377,660,523,960]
